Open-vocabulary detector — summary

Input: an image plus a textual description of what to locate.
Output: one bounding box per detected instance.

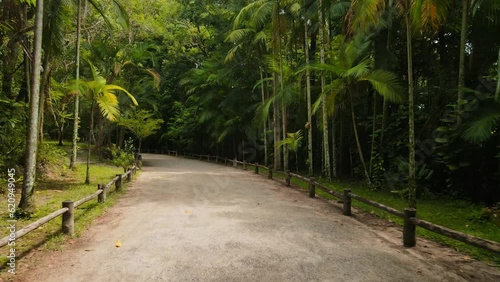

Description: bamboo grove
[0,0,499,212]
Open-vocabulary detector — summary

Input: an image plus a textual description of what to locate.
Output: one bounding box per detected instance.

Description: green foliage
[277,130,303,152]
[111,138,135,172]
[117,109,164,143]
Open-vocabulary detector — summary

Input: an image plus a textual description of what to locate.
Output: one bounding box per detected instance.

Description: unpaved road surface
[12,154,500,281]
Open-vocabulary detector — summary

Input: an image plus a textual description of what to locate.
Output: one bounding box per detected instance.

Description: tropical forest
[0,0,500,279]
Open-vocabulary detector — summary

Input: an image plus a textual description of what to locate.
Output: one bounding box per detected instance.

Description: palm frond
[103,85,138,106]
[349,0,386,33]
[361,70,405,103]
[98,92,120,121]
[410,0,449,30]
[225,28,255,43]
[463,104,500,143]
[144,68,161,90]
[111,0,129,29]
[343,58,371,78]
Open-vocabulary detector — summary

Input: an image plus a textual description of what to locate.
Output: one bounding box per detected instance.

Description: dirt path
[9,154,500,281]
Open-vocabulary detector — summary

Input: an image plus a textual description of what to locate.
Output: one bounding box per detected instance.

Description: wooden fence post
[343,189,352,216]
[115,174,122,192]
[199,154,202,160]
[285,170,291,187]
[268,166,273,179]
[207,155,210,162]
[233,159,237,167]
[62,201,74,235]
[308,177,316,198]
[403,208,417,247]
[175,151,178,156]
[254,163,259,174]
[243,160,247,170]
[127,168,132,182]
[224,158,227,165]
[216,156,219,163]
[98,184,106,203]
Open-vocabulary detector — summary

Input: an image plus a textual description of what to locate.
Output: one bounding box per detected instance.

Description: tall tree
[318,0,331,179]
[70,0,82,169]
[80,61,138,184]
[19,0,44,213]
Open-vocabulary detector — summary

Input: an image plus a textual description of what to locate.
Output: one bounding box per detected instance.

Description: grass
[0,142,136,273]
[243,164,500,265]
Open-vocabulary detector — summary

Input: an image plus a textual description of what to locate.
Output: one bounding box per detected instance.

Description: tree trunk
[458,0,469,120]
[58,122,64,146]
[296,151,299,173]
[38,54,51,143]
[332,117,337,178]
[405,3,417,208]
[276,3,287,172]
[319,0,331,179]
[496,46,500,101]
[70,0,82,169]
[19,0,44,213]
[305,15,313,176]
[369,92,377,176]
[260,68,268,166]
[350,93,372,186]
[85,101,94,185]
[273,73,282,170]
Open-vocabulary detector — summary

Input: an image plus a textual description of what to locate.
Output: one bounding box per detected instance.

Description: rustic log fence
[0,166,137,248]
[149,150,499,255]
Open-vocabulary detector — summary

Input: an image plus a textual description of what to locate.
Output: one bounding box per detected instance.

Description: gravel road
[16,154,481,281]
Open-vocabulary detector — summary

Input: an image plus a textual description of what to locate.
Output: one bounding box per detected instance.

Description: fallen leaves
[115,240,122,248]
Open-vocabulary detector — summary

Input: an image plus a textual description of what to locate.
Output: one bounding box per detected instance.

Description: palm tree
[70,0,82,169]
[70,0,130,169]
[233,0,301,170]
[277,129,304,172]
[318,0,331,179]
[19,0,44,213]
[349,0,448,207]
[307,34,403,185]
[80,61,138,184]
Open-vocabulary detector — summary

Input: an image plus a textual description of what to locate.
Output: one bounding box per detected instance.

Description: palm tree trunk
[85,101,95,185]
[332,117,337,178]
[19,0,44,212]
[458,0,468,120]
[296,151,299,173]
[276,2,287,172]
[496,46,500,101]
[260,68,268,166]
[369,92,377,175]
[305,15,313,175]
[319,0,331,179]
[350,93,371,185]
[405,3,417,208]
[273,73,282,169]
[38,54,51,143]
[70,0,82,169]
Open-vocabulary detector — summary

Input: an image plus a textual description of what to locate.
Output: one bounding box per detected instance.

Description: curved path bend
[16,154,490,281]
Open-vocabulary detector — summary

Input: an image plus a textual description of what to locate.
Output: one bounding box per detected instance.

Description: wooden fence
[0,166,137,248]
[160,151,499,254]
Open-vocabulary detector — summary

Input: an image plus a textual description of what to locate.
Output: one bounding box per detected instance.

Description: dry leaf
[115,240,122,247]
[185,210,191,214]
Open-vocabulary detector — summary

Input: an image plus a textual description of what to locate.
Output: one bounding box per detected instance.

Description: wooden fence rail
[165,151,500,254]
[0,166,137,248]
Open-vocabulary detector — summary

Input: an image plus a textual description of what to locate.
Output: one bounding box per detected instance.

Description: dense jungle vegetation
[0,0,499,214]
